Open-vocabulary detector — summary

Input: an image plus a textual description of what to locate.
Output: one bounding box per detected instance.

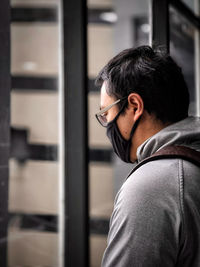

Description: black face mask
[106,108,141,163]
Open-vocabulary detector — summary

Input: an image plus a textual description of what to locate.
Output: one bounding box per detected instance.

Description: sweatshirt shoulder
[128,158,180,186]
[117,159,181,209]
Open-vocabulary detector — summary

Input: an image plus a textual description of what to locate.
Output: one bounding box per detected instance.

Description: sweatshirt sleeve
[101,160,183,267]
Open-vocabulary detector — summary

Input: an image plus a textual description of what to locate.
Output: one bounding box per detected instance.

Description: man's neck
[130,112,171,162]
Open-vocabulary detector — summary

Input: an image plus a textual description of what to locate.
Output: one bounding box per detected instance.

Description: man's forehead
[100,81,108,94]
[100,81,112,109]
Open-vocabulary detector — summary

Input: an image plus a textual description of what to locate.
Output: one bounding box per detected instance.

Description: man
[95,45,200,266]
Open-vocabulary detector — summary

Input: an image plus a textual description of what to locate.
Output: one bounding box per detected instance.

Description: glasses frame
[95,96,127,127]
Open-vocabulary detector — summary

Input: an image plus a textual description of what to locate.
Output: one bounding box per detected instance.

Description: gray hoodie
[102,116,200,267]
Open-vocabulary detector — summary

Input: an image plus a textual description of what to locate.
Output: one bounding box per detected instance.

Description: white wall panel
[88,24,114,78]
[90,234,107,267]
[88,0,112,8]
[11,24,59,76]
[89,162,114,218]
[9,159,59,215]
[8,229,58,266]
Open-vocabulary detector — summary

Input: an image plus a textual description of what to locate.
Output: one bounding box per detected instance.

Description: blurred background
[0,0,199,266]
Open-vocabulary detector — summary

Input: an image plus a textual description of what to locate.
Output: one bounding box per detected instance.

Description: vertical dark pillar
[0,0,10,266]
[151,0,170,52]
[62,0,89,266]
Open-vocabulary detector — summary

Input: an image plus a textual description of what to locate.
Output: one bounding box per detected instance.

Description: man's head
[95,45,190,162]
[96,45,189,124]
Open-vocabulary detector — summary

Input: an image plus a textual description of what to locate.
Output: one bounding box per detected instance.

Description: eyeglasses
[95,96,127,127]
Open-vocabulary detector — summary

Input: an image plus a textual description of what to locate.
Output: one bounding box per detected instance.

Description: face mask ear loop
[128,116,141,141]
[126,116,141,162]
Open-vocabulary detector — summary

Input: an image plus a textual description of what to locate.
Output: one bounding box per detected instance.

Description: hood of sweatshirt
[136,116,200,162]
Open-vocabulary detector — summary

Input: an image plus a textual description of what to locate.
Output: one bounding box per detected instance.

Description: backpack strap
[126,145,200,180]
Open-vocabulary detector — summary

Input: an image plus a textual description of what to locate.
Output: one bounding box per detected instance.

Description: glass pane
[170,6,196,115]
[9,1,62,266]
[87,0,150,266]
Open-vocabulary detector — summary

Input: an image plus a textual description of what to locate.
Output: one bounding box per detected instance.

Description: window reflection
[170,6,196,115]
[9,1,61,266]
[88,1,150,266]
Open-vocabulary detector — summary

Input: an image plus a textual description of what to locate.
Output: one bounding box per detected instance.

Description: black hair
[95,45,189,123]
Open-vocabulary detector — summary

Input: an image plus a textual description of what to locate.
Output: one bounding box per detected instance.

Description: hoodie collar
[136,116,200,162]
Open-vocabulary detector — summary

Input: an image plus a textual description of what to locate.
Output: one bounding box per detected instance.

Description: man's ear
[127,93,144,121]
